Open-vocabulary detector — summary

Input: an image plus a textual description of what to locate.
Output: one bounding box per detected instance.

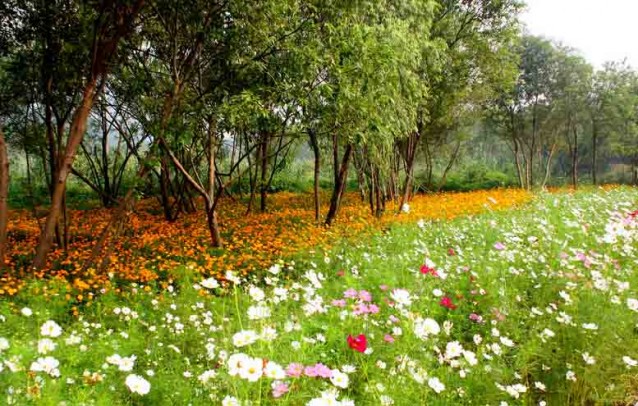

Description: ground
[1,187,638,405]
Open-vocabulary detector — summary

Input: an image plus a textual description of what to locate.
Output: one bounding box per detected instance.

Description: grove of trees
[1,0,638,271]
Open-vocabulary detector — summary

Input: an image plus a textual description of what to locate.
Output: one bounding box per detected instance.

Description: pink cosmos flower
[285,363,304,377]
[379,284,389,291]
[494,242,506,250]
[353,303,369,315]
[368,304,380,314]
[358,290,372,302]
[313,363,333,378]
[384,334,395,343]
[331,299,347,307]
[344,288,358,299]
[272,381,290,398]
[469,313,483,323]
[304,365,319,377]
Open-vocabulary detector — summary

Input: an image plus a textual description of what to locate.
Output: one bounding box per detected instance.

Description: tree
[32,0,145,270]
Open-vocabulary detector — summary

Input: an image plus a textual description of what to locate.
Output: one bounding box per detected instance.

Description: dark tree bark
[259,132,270,213]
[398,131,419,212]
[571,127,579,188]
[308,129,321,222]
[325,144,353,226]
[0,127,8,269]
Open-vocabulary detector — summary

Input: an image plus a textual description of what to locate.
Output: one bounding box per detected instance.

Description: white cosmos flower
[227,353,250,376]
[627,298,638,312]
[225,271,241,285]
[268,263,282,275]
[500,336,515,347]
[390,289,412,307]
[247,304,271,320]
[248,286,265,302]
[445,341,463,359]
[200,277,219,289]
[413,318,440,340]
[30,356,60,377]
[623,356,638,367]
[222,395,241,406]
[463,350,478,366]
[232,330,258,347]
[40,320,62,338]
[21,307,33,317]
[0,337,9,352]
[428,377,445,393]
[330,369,350,388]
[582,352,595,365]
[125,374,151,395]
[238,356,263,382]
[37,338,57,354]
[198,369,216,384]
[263,362,285,380]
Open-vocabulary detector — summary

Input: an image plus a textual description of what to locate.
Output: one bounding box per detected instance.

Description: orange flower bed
[1,189,531,298]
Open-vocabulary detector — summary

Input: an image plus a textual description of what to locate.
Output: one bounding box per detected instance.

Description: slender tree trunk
[398,132,419,211]
[374,167,383,218]
[591,120,598,185]
[32,79,99,270]
[437,141,461,192]
[308,129,321,222]
[206,119,222,247]
[541,142,557,189]
[353,152,367,202]
[259,133,270,213]
[325,144,353,226]
[0,127,8,269]
[571,128,579,188]
[332,133,339,186]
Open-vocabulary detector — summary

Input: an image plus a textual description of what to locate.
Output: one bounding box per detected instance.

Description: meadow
[1,187,638,405]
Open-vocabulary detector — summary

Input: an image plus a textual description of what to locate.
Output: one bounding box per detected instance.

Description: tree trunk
[398,132,419,212]
[32,79,99,270]
[325,144,353,226]
[308,129,321,222]
[206,206,222,248]
[259,133,270,213]
[541,142,557,189]
[0,127,8,269]
[591,120,598,185]
[571,128,579,188]
[332,133,339,186]
[437,141,462,192]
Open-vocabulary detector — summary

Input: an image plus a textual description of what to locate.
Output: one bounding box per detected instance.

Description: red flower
[420,264,438,277]
[347,334,367,353]
[448,248,455,256]
[630,209,638,218]
[439,296,457,310]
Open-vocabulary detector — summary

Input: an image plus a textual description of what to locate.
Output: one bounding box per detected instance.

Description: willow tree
[399,0,522,206]
[313,0,433,225]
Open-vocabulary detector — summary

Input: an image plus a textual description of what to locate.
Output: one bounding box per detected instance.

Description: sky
[521,0,638,69]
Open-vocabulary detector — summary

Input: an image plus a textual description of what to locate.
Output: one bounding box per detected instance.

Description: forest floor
[2,187,638,405]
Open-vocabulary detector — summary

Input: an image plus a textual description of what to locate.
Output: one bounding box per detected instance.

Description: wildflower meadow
[1,187,638,405]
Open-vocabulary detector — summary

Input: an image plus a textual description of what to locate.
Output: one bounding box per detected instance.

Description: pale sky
[521,0,638,69]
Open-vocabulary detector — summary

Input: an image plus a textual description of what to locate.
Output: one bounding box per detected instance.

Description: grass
[1,186,638,405]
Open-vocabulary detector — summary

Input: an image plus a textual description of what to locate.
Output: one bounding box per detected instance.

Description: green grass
[1,187,638,405]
